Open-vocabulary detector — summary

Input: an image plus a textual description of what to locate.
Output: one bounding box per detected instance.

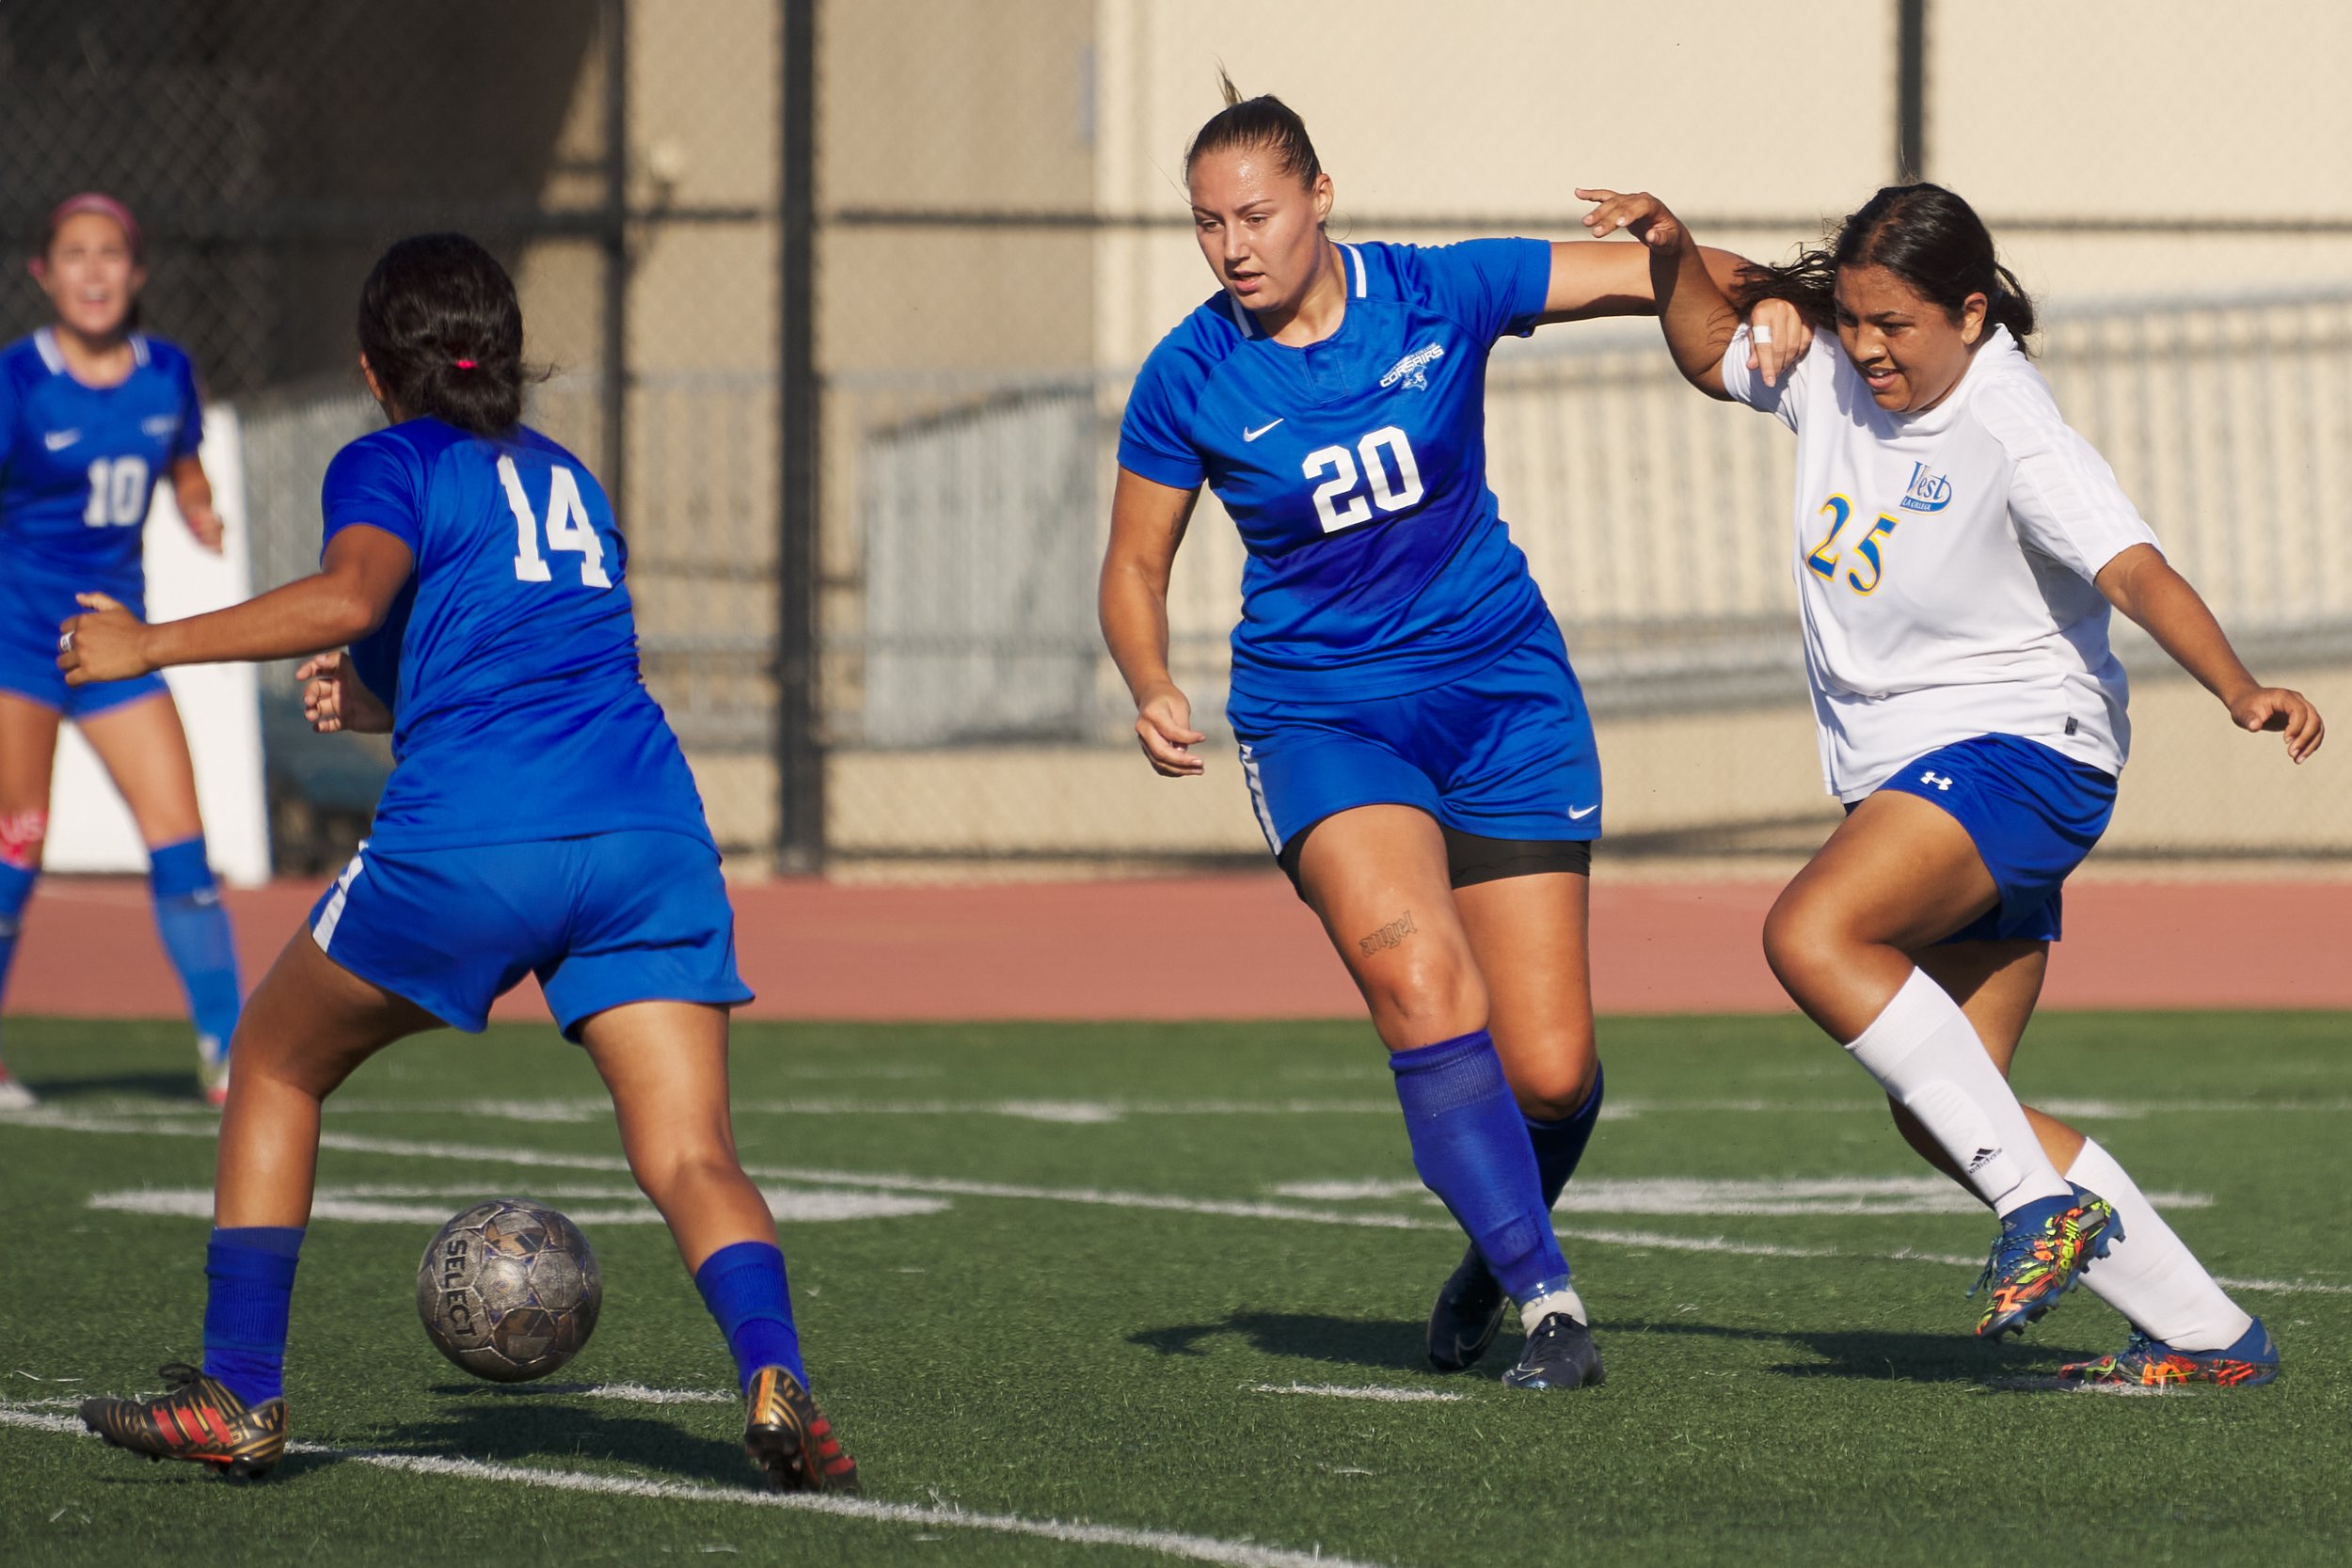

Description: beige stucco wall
[593,0,2351,865]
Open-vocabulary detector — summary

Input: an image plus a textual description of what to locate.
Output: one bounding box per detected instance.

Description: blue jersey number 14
[1303,426,1423,534]
[501,456,612,588]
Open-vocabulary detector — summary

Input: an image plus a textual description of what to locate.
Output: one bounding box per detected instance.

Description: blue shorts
[308,830,755,1039]
[1225,618,1602,860]
[1868,733,2118,943]
[0,570,168,718]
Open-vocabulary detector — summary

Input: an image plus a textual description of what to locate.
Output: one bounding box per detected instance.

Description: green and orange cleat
[742,1365,858,1492]
[2060,1318,2280,1389]
[1970,1187,2122,1339]
[79,1363,286,1479]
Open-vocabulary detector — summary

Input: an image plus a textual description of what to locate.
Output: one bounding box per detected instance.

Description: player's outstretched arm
[1540,214,1810,387]
[57,524,414,686]
[1576,188,1742,398]
[2095,543,2325,762]
[296,650,393,735]
[1100,467,1208,778]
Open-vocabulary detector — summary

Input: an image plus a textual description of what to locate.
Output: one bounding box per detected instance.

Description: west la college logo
[1379,342,1445,391]
[1899,461,1952,513]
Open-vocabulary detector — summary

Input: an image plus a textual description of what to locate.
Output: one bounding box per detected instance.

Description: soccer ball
[416,1198,602,1383]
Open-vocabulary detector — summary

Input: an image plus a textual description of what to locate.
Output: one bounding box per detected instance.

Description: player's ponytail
[1734,182,2038,356]
[1184,70,1323,190]
[356,233,538,436]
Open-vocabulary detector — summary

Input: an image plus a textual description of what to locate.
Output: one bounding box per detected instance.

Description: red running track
[8,872,2350,1023]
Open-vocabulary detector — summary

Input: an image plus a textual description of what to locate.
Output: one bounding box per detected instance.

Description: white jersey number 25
[1303,426,1423,534]
[501,456,612,589]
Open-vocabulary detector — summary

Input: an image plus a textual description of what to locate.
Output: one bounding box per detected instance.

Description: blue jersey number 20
[1302,426,1423,534]
[501,456,612,589]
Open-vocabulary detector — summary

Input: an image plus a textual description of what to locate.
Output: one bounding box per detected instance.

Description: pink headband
[45,193,143,260]
[453,358,477,370]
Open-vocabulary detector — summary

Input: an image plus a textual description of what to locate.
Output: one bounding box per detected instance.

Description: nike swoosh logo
[1243,420,1284,442]
[1567,804,1599,820]
[43,430,79,451]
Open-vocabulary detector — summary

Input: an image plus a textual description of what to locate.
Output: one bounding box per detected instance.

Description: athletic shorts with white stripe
[1223,616,1602,861]
[309,829,753,1038]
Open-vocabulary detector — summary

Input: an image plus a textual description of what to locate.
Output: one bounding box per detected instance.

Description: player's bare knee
[1761,892,1851,1000]
[1508,1050,1597,1121]
[630,1141,744,1208]
[1364,947,1485,1046]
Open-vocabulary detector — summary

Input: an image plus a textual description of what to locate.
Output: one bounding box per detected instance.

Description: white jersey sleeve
[1974,370,2161,582]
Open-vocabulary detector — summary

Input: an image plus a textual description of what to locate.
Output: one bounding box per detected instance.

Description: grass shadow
[375,1401,752,1488]
[1132,1311,1432,1376]
[1617,1317,2104,1386]
[16,1071,205,1102]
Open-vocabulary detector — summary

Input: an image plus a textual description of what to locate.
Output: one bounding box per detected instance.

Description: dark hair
[1184,69,1322,188]
[1734,182,2037,353]
[356,233,534,434]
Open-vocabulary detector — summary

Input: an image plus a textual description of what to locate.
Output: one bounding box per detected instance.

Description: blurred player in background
[0,194,240,1108]
[65,234,857,1488]
[1595,179,2323,1386]
[1101,79,1804,1390]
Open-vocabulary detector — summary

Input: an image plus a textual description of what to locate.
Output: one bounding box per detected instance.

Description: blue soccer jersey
[321,419,714,854]
[1118,239,1554,701]
[0,328,203,594]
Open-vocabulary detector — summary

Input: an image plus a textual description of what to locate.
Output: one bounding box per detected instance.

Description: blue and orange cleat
[78,1363,286,1478]
[742,1366,858,1492]
[2060,1317,2280,1389]
[1970,1186,2122,1339]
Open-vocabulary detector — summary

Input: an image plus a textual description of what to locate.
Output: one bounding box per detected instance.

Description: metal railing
[836,289,2352,750]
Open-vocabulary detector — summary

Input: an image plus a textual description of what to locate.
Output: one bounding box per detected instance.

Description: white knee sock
[2065,1138,2252,1352]
[1844,967,2072,1216]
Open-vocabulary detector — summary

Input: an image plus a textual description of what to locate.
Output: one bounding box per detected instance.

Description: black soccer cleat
[742,1366,858,1492]
[1500,1312,1606,1391]
[79,1363,286,1479]
[1426,1244,1510,1372]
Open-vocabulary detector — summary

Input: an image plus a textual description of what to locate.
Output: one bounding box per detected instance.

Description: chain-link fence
[811,0,2352,870]
[8,1,2348,875]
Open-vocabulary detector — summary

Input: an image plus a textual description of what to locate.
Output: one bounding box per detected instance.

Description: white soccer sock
[2064,1139,2252,1352]
[1519,1284,1585,1334]
[1843,967,2073,1216]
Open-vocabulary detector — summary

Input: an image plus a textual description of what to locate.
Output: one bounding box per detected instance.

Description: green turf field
[2,1012,2347,1567]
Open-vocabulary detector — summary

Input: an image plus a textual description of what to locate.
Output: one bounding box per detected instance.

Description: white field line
[0,1403,1389,1568]
[87,1185,948,1227]
[532,1383,735,1405]
[1250,1384,1465,1404]
[1266,1175,2215,1217]
[16,1093,2352,1131]
[17,1112,2352,1295]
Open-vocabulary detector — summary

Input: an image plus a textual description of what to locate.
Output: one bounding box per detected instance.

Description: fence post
[1895,0,1927,182]
[600,0,629,509]
[776,0,825,874]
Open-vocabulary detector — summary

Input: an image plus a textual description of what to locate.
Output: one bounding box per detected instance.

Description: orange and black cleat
[79,1363,286,1479]
[2060,1318,2280,1389]
[742,1365,858,1492]
[1971,1187,2122,1339]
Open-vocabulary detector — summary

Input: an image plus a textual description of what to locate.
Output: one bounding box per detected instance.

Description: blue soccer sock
[0,858,36,1061]
[202,1227,304,1408]
[1526,1061,1605,1211]
[149,837,242,1057]
[693,1240,806,1391]
[1390,1030,1576,1320]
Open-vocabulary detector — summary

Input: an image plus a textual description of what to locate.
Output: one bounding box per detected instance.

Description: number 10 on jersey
[501,456,611,588]
[1304,426,1423,533]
